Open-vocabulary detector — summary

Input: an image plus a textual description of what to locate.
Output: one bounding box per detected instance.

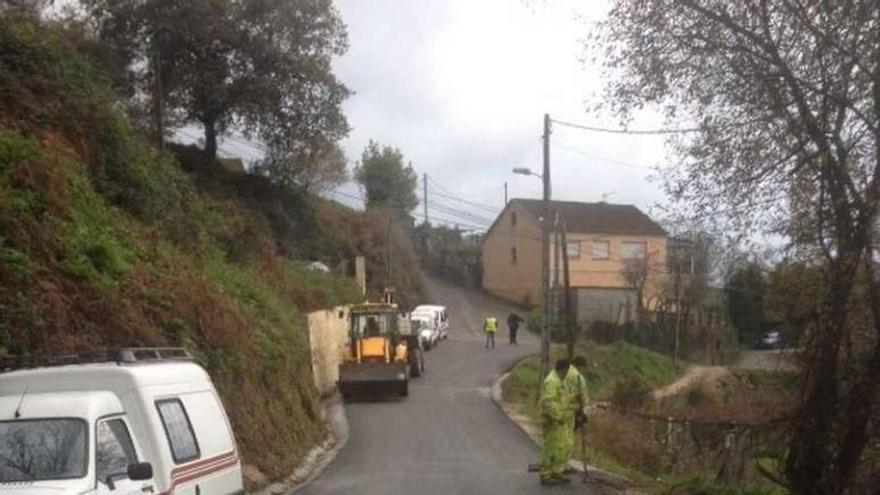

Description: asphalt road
[298,276,592,494]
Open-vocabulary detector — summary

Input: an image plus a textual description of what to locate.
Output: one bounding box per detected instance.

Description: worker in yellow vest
[540,359,574,485]
[483,316,498,349]
[563,356,589,472]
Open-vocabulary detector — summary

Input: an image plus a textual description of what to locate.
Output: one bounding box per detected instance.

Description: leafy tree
[725,262,766,345]
[765,261,823,343]
[597,2,880,492]
[253,138,347,192]
[85,0,350,162]
[354,141,418,215]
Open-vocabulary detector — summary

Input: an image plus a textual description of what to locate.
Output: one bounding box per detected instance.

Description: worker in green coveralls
[539,359,573,485]
[563,356,589,467]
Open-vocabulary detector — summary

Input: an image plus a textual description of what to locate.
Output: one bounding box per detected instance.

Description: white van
[410,313,439,350]
[0,348,243,495]
[412,305,449,342]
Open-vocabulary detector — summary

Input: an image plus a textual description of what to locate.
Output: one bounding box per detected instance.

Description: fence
[591,404,790,487]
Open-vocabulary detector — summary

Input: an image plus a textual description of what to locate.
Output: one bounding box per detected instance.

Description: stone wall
[307,306,350,396]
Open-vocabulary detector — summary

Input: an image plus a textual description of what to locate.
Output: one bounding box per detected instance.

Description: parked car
[756,331,783,349]
[412,305,450,341]
[411,314,439,350]
[0,348,243,495]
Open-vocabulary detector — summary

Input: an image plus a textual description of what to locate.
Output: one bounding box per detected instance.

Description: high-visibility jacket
[483,317,498,333]
[563,365,588,411]
[539,370,574,479]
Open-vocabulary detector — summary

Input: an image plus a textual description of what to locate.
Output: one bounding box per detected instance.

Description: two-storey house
[481,199,667,323]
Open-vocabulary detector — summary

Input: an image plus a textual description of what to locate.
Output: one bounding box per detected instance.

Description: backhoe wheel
[410,352,422,378]
[410,362,419,377]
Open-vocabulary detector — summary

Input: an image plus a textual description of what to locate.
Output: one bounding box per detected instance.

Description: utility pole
[539,113,552,382]
[552,215,561,338]
[421,173,429,255]
[504,181,508,205]
[152,32,165,151]
[423,173,429,226]
[386,215,393,284]
[560,221,575,360]
[673,263,682,364]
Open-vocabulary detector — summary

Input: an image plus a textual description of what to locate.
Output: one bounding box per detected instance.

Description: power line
[427,200,493,226]
[427,177,501,213]
[174,128,243,158]
[430,189,501,214]
[413,211,487,232]
[551,118,706,135]
[552,140,658,171]
[551,117,763,136]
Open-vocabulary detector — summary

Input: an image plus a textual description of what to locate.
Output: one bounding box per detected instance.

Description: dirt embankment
[0,15,423,491]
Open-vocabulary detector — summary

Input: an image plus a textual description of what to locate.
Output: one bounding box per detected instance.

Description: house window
[511,212,517,226]
[510,247,517,264]
[565,241,581,260]
[621,241,647,260]
[592,241,610,260]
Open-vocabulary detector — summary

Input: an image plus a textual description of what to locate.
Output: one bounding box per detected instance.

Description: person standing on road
[507,313,524,345]
[539,359,573,485]
[563,356,589,467]
[483,315,498,349]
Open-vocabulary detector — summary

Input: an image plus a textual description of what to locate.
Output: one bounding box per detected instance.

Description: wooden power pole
[560,221,575,360]
[539,113,552,382]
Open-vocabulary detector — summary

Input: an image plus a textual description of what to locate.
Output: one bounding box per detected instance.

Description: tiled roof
[512,199,666,236]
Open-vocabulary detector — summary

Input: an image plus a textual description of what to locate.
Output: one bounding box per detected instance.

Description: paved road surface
[298,277,591,494]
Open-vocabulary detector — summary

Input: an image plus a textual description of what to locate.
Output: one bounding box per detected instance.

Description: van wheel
[399,381,409,397]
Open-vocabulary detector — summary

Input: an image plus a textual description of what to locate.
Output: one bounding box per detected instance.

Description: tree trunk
[785,263,853,494]
[202,119,218,162]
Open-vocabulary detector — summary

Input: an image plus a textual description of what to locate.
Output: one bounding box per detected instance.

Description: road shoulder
[251,393,350,494]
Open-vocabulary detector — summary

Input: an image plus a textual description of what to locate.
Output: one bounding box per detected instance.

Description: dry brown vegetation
[0,14,423,490]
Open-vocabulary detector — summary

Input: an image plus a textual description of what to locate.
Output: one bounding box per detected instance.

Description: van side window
[180,391,235,457]
[96,418,138,483]
[156,399,200,463]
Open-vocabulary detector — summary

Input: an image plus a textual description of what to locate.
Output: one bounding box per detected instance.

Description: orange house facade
[481,199,667,321]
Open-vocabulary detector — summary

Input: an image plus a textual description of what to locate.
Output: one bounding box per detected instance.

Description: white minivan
[0,348,243,495]
[412,305,449,342]
[410,313,439,350]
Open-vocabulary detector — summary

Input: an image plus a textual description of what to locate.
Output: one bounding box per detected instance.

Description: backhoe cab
[339,302,413,399]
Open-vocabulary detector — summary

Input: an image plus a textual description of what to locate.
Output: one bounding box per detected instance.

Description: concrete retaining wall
[307,306,350,396]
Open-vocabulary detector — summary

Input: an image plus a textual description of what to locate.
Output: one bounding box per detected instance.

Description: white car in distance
[411,313,439,350]
[412,305,449,341]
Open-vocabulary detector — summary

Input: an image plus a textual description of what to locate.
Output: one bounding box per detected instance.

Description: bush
[611,376,651,411]
[686,386,711,407]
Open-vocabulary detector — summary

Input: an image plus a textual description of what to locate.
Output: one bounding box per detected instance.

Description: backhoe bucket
[338,361,409,398]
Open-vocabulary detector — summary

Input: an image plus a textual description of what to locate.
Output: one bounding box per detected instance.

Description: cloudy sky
[329,0,671,228]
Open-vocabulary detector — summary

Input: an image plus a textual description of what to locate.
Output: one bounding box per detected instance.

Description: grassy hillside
[0,13,421,487]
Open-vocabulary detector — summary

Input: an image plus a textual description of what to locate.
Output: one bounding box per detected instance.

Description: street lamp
[512,167,542,179]
[513,114,552,387]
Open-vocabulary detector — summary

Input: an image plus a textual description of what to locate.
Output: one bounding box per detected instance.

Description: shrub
[686,386,711,407]
[612,376,651,411]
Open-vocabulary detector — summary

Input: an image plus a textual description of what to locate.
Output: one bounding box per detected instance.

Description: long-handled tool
[579,418,588,483]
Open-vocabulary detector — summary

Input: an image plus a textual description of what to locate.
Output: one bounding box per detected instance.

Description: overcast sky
[329,0,671,228]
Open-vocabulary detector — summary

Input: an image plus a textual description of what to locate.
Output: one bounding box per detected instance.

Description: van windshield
[0,419,87,482]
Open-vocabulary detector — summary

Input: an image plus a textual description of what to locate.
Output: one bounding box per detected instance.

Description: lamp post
[513,113,551,384]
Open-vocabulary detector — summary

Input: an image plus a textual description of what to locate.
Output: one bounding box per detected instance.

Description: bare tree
[596,2,880,493]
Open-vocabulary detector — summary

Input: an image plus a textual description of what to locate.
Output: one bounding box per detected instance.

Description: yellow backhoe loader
[338,301,420,399]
